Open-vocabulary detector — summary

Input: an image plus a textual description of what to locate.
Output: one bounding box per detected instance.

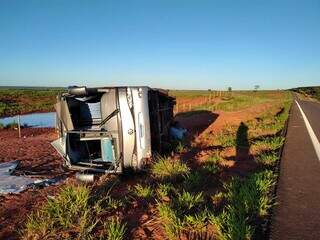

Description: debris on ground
[0,160,63,195]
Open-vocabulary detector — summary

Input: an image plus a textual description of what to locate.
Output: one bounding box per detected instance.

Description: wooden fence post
[17,115,21,138]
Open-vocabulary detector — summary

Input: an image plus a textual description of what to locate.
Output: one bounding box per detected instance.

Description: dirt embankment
[0,128,68,239]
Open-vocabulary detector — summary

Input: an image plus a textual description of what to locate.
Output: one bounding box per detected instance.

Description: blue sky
[0,0,319,90]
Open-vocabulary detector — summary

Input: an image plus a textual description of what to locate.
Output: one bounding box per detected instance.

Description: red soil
[0,128,68,239]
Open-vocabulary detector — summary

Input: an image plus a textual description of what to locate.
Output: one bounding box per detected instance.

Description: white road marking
[295,100,320,161]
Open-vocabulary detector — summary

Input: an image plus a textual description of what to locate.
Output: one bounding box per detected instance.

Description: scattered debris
[0,160,63,195]
[170,126,187,140]
[75,172,96,182]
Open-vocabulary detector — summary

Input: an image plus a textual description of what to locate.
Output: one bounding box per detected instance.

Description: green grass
[175,141,187,153]
[132,184,154,199]
[210,170,277,240]
[102,217,126,240]
[151,156,190,180]
[95,195,123,212]
[172,90,289,113]
[256,151,279,167]
[184,210,208,230]
[156,183,174,200]
[248,97,291,139]
[253,136,285,151]
[213,92,272,112]
[183,171,205,190]
[0,87,64,117]
[23,184,127,240]
[157,202,184,239]
[215,132,236,147]
[175,191,204,211]
[24,185,92,238]
[157,190,208,239]
[202,153,221,175]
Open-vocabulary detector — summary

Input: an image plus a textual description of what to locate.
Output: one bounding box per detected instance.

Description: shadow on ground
[226,121,258,177]
[174,110,219,164]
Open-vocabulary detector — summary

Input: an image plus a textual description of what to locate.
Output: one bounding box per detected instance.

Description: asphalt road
[270,97,320,240]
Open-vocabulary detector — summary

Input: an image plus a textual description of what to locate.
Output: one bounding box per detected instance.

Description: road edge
[263,99,293,240]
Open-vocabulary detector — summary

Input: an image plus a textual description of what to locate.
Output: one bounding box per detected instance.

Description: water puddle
[0,112,55,128]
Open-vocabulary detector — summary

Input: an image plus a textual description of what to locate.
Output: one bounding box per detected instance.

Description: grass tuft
[175,190,204,212]
[132,184,154,199]
[157,202,183,239]
[152,156,190,180]
[156,183,174,200]
[256,151,279,167]
[253,136,285,151]
[203,153,221,175]
[102,217,126,240]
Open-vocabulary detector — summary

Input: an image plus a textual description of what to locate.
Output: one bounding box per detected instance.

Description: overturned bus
[52,86,175,173]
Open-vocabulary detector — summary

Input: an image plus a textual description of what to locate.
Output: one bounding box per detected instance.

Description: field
[170,90,286,113]
[0,89,292,240]
[0,87,63,118]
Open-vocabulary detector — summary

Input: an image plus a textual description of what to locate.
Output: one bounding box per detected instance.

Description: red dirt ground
[0,128,70,240]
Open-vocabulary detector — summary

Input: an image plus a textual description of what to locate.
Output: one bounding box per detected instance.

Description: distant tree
[254,85,260,92]
[228,87,232,92]
[208,89,212,92]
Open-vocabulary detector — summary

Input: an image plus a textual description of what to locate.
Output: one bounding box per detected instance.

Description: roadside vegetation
[21,90,292,239]
[23,181,127,240]
[291,86,320,102]
[0,87,63,117]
